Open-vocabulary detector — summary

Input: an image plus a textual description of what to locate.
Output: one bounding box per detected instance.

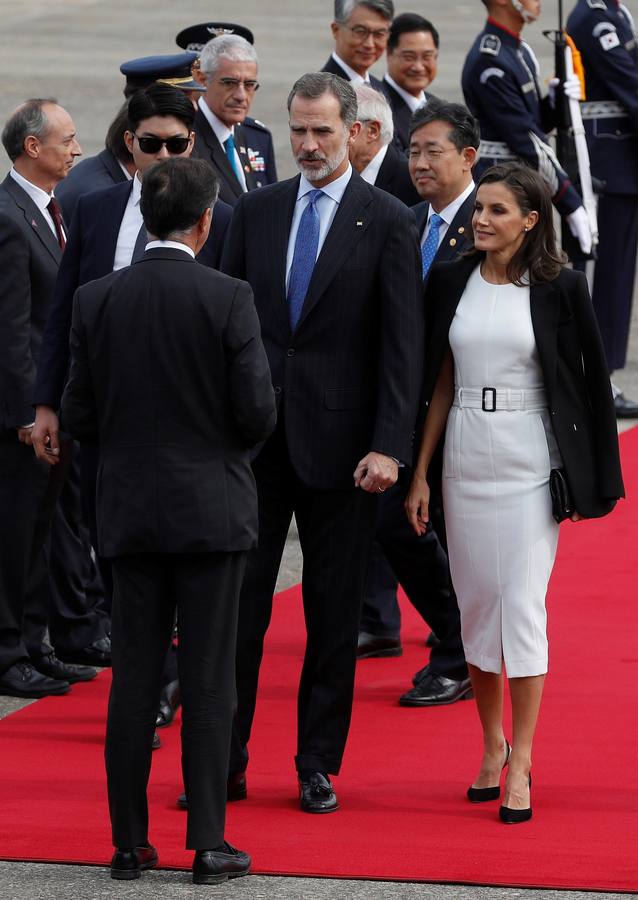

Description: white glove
[548,73,582,107]
[567,205,593,256]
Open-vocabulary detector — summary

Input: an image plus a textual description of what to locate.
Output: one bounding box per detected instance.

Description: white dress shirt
[384,74,426,113]
[113,174,143,271]
[198,97,248,192]
[10,167,62,239]
[285,165,353,288]
[422,180,475,250]
[359,144,389,186]
[332,52,369,84]
[146,239,195,259]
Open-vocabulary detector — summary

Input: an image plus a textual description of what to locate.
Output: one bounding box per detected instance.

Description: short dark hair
[140,157,220,240]
[105,102,134,166]
[468,163,566,284]
[127,84,195,134]
[1,98,57,162]
[388,13,439,51]
[334,0,394,23]
[409,98,480,152]
[288,72,358,129]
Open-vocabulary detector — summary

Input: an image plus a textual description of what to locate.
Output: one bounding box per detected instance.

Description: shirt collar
[332,51,369,84]
[198,96,234,144]
[145,239,195,259]
[131,172,143,205]
[428,180,475,227]
[360,144,389,185]
[296,163,353,204]
[9,167,54,214]
[383,74,426,112]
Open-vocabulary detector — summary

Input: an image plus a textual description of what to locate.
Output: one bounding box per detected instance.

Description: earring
[523,226,530,232]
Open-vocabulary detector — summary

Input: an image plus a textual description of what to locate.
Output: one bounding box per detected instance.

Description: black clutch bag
[549,468,574,523]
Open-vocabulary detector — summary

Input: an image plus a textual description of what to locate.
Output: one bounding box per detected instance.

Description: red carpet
[1,429,638,891]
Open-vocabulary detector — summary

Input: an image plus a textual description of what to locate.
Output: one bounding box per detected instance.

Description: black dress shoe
[152,730,161,750]
[467,740,511,802]
[34,653,96,684]
[155,678,180,728]
[499,774,532,823]
[192,843,251,885]
[614,392,638,419]
[57,636,111,667]
[356,631,402,659]
[299,772,339,813]
[399,671,473,706]
[0,662,70,698]
[110,843,158,880]
[177,772,247,809]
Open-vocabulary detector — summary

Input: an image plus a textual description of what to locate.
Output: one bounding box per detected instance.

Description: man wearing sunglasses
[194,33,277,207]
[322,0,394,90]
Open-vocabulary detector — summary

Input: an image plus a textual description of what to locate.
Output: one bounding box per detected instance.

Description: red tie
[47,196,66,250]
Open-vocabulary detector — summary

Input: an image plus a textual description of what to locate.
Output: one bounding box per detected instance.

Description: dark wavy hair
[467,163,566,285]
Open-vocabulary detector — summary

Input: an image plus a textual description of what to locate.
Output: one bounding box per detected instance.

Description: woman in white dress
[406,164,623,823]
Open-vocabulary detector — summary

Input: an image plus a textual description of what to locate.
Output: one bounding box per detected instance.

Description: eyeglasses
[134,134,191,154]
[347,24,390,43]
[409,147,458,162]
[214,77,260,93]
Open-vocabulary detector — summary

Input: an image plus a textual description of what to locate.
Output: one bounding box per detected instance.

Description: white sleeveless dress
[442,266,561,677]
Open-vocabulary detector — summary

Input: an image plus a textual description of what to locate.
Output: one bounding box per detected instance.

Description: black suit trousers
[106,550,246,850]
[230,421,378,776]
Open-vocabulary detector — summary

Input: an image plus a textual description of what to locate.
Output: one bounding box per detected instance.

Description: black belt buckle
[482,387,497,412]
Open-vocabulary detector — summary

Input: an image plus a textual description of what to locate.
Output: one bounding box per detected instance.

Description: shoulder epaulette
[479,34,501,56]
[586,0,607,10]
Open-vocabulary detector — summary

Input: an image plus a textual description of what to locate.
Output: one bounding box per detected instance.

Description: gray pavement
[1,1,637,897]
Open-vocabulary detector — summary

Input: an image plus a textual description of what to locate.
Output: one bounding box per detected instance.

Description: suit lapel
[295,173,373,331]
[97,182,133,274]
[4,177,61,264]
[195,111,243,199]
[271,178,299,335]
[412,201,429,239]
[234,124,259,191]
[530,280,559,401]
[434,190,476,262]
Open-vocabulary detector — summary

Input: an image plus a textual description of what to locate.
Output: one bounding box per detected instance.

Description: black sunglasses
[134,134,191,154]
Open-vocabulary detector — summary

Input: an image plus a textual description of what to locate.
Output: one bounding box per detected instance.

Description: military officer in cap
[567,0,638,418]
[182,26,276,206]
[462,0,593,257]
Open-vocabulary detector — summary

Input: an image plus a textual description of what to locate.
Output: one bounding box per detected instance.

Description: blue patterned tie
[421,213,444,279]
[287,189,323,331]
[224,134,242,183]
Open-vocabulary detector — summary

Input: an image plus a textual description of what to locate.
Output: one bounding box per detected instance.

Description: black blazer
[193,111,276,207]
[61,247,276,557]
[221,170,423,489]
[321,55,384,91]
[55,149,128,225]
[422,255,624,518]
[33,180,232,411]
[374,142,420,206]
[0,175,62,430]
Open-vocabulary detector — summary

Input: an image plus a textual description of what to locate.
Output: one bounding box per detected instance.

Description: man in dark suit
[221,72,422,813]
[0,99,97,698]
[360,101,481,710]
[193,33,276,206]
[382,13,439,152]
[61,156,275,884]
[349,83,419,205]
[322,0,394,89]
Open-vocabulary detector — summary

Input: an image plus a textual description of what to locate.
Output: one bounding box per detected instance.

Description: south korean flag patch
[600,30,620,50]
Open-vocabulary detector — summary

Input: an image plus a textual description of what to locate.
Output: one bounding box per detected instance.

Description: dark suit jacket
[322,55,384,91]
[61,247,276,557]
[374,142,420,206]
[221,170,423,489]
[55,149,128,225]
[193,110,276,207]
[33,180,233,410]
[0,175,62,430]
[422,255,624,518]
[381,79,434,153]
[412,188,476,252]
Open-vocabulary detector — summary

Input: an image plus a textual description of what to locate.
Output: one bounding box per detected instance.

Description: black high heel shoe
[499,773,532,823]
[466,740,511,803]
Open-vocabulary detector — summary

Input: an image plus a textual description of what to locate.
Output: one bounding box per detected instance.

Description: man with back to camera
[193,31,277,206]
[322,0,394,89]
[0,98,98,699]
[382,12,440,152]
[218,71,422,814]
[61,155,276,884]
[349,82,420,205]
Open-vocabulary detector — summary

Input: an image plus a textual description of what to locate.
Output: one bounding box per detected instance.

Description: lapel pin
[449,237,457,247]
[356,220,363,227]
[31,219,38,227]
[458,226,465,234]
[244,164,250,173]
